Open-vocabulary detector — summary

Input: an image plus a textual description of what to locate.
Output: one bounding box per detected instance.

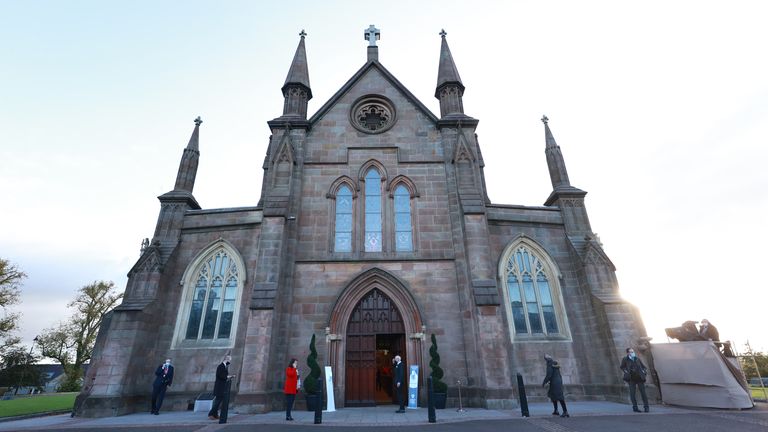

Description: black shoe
[153,411,159,415]
[644,407,649,413]
[552,411,560,416]
[560,412,569,418]
[396,409,406,413]
[286,417,294,421]
[633,407,641,413]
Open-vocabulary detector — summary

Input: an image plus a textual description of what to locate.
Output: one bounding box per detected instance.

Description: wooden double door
[345,289,406,406]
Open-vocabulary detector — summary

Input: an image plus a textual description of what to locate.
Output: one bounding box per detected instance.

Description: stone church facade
[76,28,649,416]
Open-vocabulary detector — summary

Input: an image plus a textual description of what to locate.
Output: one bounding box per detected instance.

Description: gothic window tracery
[173,243,244,348]
[501,241,569,340]
[185,249,238,340]
[335,185,353,252]
[350,95,397,134]
[364,169,383,252]
[393,185,413,251]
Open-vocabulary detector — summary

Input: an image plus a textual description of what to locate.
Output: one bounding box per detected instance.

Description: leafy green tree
[304,334,322,395]
[37,281,122,391]
[0,346,43,392]
[0,258,26,358]
[429,333,447,393]
[739,346,768,381]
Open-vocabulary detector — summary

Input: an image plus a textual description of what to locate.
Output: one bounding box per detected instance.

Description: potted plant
[429,333,448,409]
[303,334,322,411]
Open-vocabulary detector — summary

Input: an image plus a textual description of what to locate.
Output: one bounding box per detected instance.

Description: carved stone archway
[326,268,425,408]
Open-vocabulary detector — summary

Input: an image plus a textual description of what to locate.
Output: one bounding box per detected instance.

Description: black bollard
[219,378,232,424]
[516,373,529,417]
[427,376,436,423]
[314,377,323,424]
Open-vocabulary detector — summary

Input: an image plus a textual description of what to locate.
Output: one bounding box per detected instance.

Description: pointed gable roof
[309,60,438,126]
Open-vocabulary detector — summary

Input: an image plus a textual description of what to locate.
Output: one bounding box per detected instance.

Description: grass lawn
[0,392,77,418]
[751,386,768,401]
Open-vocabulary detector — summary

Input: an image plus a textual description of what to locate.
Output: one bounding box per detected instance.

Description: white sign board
[324,366,336,412]
[408,365,419,409]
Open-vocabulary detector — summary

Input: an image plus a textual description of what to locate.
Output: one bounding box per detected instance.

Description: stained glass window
[504,246,560,335]
[394,185,413,251]
[364,169,382,252]
[185,249,239,340]
[334,185,353,252]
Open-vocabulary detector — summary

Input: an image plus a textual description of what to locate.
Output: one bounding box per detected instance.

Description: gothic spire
[280,30,312,118]
[542,115,571,189]
[174,116,202,192]
[435,30,466,118]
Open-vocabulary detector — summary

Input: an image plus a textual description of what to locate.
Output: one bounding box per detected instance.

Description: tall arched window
[501,242,568,339]
[173,243,244,348]
[364,169,382,252]
[335,185,353,252]
[393,185,413,251]
[185,249,238,340]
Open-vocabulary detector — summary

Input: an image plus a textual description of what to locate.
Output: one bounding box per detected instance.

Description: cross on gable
[299,29,307,38]
[194,116,203,126]
[541,115,549,124]
[364,25,380,46]
[439,29,447,38]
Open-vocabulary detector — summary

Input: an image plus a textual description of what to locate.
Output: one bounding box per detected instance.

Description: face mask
[225,361,231,365]
[164,362,170,367]
[629,353,636,359]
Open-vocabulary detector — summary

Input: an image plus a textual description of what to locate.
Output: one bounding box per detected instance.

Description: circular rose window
[350,95,397,134]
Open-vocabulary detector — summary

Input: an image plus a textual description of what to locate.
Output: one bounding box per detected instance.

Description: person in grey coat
[542,354,569,417]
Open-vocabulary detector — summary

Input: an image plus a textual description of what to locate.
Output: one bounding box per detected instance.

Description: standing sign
[324,366,336,412]
[407,365,419,409]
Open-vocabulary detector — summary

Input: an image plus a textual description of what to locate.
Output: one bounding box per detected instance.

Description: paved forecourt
[0,402,766,431]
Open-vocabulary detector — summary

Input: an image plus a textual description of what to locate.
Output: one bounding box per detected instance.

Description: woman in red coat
[284,358,299,421]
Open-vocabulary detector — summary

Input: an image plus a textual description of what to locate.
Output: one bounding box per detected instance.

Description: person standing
[284,358,300,421]
[394,355,405,413]
[208,355,234,420]
[620,348,649,413]
[150,358,174,415]
[542,354,569,417]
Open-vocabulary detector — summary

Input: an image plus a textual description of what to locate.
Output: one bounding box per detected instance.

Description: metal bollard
[219,378,232,424]
[314,377,323,424]
[516,373,529,417]
[456,378,465,413]
[427,376,436,423]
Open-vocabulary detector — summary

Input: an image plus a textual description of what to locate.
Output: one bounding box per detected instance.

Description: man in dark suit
[151,358,174,415]
[394,355,405,413]
[208,355,234,420]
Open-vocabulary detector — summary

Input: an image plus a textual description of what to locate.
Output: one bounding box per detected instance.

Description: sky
[1,1,766,357]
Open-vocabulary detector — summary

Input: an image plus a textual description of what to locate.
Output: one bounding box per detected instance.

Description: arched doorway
[345,289,405,406]
[327,268,424,408]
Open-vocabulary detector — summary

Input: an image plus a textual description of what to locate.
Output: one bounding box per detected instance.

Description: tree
[304,334,321,395]
[429,333,447,393]
[37,281,122,391]
[0,258,26,357]
[0,346,43,392]
[739,344,768,381]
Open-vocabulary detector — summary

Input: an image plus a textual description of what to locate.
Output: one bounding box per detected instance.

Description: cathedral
[76,26,650,416]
